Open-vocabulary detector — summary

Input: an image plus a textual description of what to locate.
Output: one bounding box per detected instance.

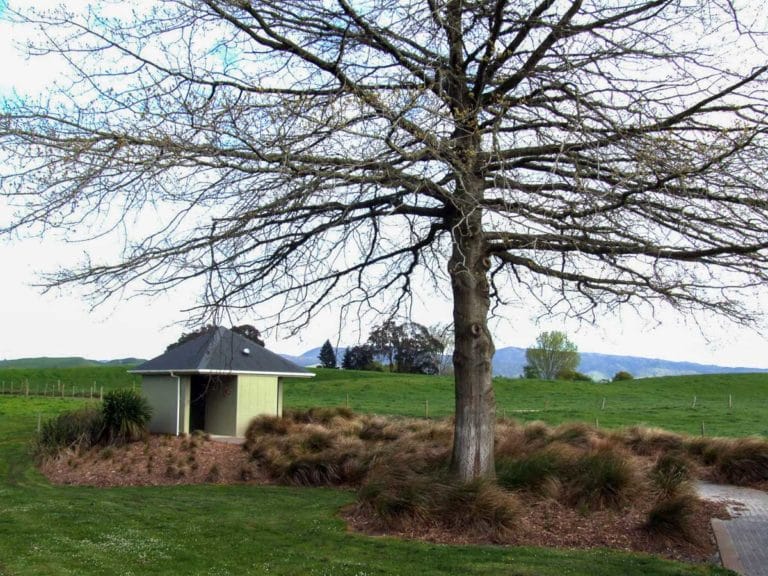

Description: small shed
[130,327,313,437]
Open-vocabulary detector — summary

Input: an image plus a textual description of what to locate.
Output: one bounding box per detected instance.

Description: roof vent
[242,347,251,356]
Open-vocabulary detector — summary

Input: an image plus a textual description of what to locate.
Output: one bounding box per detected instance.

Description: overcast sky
[1,3,767,368]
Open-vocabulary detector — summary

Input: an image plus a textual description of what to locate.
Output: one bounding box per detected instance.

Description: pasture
[0,366,763,574]
[284,369,768,438]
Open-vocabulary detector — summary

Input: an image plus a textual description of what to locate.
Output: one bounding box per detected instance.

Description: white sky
[0,3,766,367]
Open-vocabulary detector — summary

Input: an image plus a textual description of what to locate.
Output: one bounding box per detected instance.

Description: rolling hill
[0,357,144,369]
[281,345,767,380]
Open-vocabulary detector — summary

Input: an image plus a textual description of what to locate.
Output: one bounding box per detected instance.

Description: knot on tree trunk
[470,323,482,336]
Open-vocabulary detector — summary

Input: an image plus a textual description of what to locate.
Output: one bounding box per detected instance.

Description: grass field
[0,367,747,575]
[2,365,766,437]
[284,369,768,438]
[0,366,140,398]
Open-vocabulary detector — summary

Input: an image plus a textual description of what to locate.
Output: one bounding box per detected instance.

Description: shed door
[190,375,207,432]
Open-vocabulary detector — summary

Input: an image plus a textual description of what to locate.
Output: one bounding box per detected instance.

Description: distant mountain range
[281,346,768,380]
[0,357,144,369]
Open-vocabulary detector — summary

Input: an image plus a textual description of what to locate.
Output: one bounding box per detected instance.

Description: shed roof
[130,327,313,378]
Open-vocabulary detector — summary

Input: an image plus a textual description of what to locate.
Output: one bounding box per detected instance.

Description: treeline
[319,321,452,375]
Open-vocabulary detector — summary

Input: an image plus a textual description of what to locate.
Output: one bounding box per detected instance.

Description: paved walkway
[209,434,246,445]
[697,482,768,576]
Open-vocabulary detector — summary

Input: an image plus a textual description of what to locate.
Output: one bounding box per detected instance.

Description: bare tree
[2,1,768,480]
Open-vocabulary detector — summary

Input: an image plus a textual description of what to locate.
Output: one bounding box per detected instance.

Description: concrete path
[697,482,768,576]
[208,434,246,445]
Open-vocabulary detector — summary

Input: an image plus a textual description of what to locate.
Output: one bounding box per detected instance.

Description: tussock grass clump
[619,426,685,456]
[645,492,698,539]
[522,420,551,446]
[494,421,527,459]
[245,410,427,487]
[358,418,400,441]
[713,438,768,485]
[680,436,768,486]
[566,446,638,510]
[496,446,571,495]
[246,415,291,436]
[358,456,519,541]
[551,422,600,448]
[684,437,728,466]
[651,452,692,497]
[244,409,737,541]
[284,406,355,425]
[33,406,104,459]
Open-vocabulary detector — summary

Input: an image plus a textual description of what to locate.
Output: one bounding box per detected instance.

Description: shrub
[645,492,698,539]
[613,371,634,382]
[34,406,104,458]
[101,388,152,445]
[522,364,540,379]
[556,369,592,382]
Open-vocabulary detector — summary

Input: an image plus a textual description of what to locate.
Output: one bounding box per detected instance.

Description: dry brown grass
[618,426,686,456]
[711,437,768,485]
[240,410,762,545]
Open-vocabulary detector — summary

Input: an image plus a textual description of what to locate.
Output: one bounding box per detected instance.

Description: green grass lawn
[285,369,768,437]
[0,394,735,575]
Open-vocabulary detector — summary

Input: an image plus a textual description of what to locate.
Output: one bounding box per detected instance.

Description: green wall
[204,376,238,436]
[236,375,281,436]
[142,375,189,435]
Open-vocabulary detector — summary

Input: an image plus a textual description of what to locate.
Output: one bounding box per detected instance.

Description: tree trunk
[449,216,496,481]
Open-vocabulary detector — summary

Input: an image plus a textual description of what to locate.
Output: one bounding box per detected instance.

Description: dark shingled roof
[130,327,313,377]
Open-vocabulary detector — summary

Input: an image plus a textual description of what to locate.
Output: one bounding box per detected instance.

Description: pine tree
[318,340,337,369]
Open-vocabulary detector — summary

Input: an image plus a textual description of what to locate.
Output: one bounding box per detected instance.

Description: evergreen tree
[318,340,337,369]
